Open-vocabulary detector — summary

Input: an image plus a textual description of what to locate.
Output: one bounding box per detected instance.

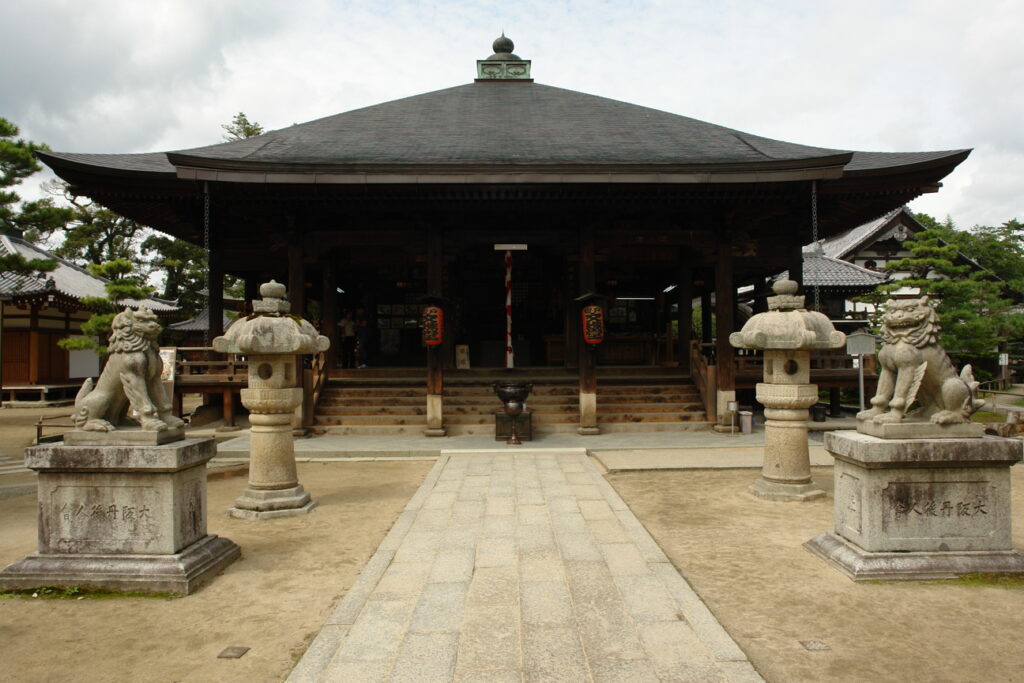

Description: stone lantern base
[230,484,318,520]
[749,478,826,502]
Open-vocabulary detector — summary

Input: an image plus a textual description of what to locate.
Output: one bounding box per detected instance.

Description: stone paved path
[288,449,762,682]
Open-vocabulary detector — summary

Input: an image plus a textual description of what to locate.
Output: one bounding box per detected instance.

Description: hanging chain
[811,180,821,312]
[203,182,211,347]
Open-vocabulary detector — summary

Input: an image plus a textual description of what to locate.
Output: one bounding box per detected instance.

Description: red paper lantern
[581,304,604,344]
[422,305,444,346]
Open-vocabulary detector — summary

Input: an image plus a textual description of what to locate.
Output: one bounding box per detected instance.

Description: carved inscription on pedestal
[881,481,995,544]
[48,485,160,554]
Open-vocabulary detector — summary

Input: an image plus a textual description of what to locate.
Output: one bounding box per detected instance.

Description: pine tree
[0,117,72,241]
[872,225,1019,358]
[58,259,154,356]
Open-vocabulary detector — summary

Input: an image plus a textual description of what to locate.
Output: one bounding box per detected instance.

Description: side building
[0,235,177,405]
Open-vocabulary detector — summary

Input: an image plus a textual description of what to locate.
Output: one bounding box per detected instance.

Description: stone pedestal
[578,391,599,435]
[425,393,446,437]
[0,438,239,595]
[804,430,1024,580]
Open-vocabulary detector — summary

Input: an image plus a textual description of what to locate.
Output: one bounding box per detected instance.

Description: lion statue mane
[73,307,185,432]
[857,296,984,426]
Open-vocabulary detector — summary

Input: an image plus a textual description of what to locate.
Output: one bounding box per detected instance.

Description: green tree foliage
[222,112,264,141]
[141,233,207,317]
[868,221,1024,358]
[0,252,56,283]
[0,117,72,241]
[44,181,149,271]
[58,259,154,356]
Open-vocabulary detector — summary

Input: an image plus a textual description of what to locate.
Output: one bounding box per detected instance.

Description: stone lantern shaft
[213,281,330,519]
[730,280,846,501]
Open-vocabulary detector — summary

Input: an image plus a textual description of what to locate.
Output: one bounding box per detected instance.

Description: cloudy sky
[2,0,1021,228]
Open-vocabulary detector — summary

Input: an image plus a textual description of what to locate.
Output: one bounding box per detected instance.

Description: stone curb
[286,455,449,683]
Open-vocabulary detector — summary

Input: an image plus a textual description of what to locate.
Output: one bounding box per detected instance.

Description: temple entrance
[449,245,565,368]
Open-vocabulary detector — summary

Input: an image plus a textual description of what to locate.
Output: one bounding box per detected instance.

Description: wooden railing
[732,349,877,382]
[690,341,879,418]
[173,347,248,384]
[302,351,328,428]
[978,376,1016,394]
[690,341,717,422]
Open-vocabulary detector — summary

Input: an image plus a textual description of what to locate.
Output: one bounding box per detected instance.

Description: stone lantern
[730,280,845,501]
[214,281,329,519]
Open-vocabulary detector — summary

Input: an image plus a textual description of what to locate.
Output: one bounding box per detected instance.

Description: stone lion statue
[73,307,185,432]
[857,296,984,425]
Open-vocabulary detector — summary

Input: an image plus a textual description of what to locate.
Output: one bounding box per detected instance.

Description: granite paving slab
[287,448,762,682]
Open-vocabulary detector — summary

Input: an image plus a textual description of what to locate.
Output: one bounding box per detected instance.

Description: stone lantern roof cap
[212,280,329,355]
[729,280,846,350]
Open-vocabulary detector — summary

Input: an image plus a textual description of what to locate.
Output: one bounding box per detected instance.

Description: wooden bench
[3,383,81,406]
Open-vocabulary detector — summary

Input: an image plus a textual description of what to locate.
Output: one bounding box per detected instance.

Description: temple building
[37,37,969,433]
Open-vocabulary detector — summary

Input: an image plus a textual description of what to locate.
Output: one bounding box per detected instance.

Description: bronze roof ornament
[477,34,532,81]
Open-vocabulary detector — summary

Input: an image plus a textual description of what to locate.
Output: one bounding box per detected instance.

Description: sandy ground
[4,400,1024,682]
[0,460,432,683]
[609,466,1024,683]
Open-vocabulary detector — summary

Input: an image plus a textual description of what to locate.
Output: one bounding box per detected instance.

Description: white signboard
[455,344,470,369]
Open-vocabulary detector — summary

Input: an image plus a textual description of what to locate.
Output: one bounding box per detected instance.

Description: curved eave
[167,155,854,185]
[841,149,971,178]
[36,151,177,178]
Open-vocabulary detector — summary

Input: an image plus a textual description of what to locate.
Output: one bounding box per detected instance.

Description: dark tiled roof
[168,83,853,168]
[845,150,971,174]
[35,151,176,175]
[38,82,970,177]
[0,235,177,311]
[815,208,905,260]
[782,253,890,289]
[166,307,234,331]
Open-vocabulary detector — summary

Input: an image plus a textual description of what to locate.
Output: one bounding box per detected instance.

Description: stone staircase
[312,372,710,436]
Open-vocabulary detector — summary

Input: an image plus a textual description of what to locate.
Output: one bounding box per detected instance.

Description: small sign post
[845,331,877,412]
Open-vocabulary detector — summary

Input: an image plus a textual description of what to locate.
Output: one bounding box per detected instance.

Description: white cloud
[3,0,1022,226]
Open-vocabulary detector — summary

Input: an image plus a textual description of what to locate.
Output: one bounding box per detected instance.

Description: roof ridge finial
[477,33,532,81]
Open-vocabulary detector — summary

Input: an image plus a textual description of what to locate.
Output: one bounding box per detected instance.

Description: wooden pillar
[564,263,578,369]
[287,230,307,434]
[788,243,804,292]
[715,235,736,428]
[244,277,259,313]
[222,387,235,428]
[0,301,5,407]
[677,254,694,375]
[28,305,39,385]
[578,225,599,435]
[425,226,446,436]
[287,239,305,316]
[829,387,843,417]
[322,257,338,370]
